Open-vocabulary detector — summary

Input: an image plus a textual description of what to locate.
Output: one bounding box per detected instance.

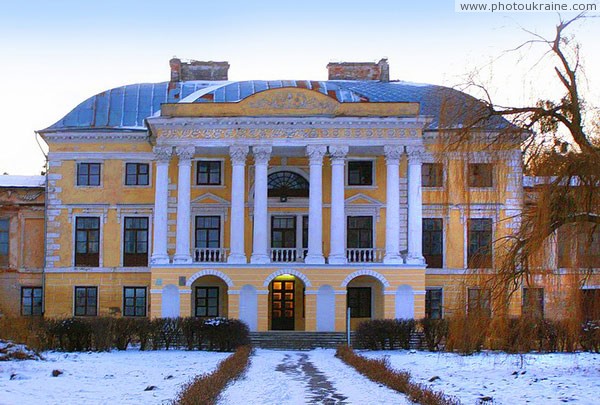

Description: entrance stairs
[249,331,351,349]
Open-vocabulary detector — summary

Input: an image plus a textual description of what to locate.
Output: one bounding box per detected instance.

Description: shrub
[336,345,460,405]
[445,315,488,355]
[420,318,449,351]
[201,318,250,352]
[180,317,202,350]
[88,317,113,351]
[173,345,252,405]
[580,321,600,353]
[355,319,416,350]
[134,318,153,351]
[112,317,137,350]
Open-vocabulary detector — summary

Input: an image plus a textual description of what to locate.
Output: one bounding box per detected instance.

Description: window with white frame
[125,163,149,186]
[77,162,101,186]
[75,217,100,267]
[74,286,98,316]
[347,160,373,186]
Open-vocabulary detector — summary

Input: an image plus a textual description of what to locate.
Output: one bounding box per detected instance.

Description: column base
[328,255,347,265]
[383,254,403,265]
[304,254,325,264]
[227,254,247,264]
[173,254,193,264]
[250,254,271,264]
[405,255,426,265]
[150,254,170,265]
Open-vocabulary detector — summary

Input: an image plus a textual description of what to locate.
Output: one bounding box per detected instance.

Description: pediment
[345,193,384,207]
[191,192,230,206]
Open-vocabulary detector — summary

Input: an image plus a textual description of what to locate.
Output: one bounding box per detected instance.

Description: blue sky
[1,0,598,174]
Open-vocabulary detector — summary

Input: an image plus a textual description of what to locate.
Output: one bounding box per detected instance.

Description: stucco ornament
[175,146,196,161]
[406,145,425,162]
[328,145,349,160]
[384,144,404,162]
[246,90,337,112]
[252,146,272,164]
[306,145,327,163]
[229,145,249,164]
[153,146,173,162]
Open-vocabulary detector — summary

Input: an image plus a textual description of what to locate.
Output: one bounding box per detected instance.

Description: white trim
[346,157,377,189]
[150,289,163,294]
[425,286,444,318]
[45,267,150,273]
[340,269,391,288]
[121,286,149,318]
[72,213,104,268]
[193,158,226,188]
[192,212,226,253]
[123,161,153,188]
[186,269,234,287]
[72,285,99,317]
[42,132,149,143]
[75,161,104,189]
[119,213,153,268]
[263,268,312,287]
[49,152,155,161]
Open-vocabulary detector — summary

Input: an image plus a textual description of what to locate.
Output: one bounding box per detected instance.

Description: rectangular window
[347,216,373,249]
[74,286,97,316]
[195,286,219,317]
[123,287,147,317]
[21,287,43,316]
[347,287,371,318]
[271,216,296,249]
[468,218,493,268]
[196,161,221,185]
[123,217,148,267]
[467,288,491,317]
[302,215,309,251]
[75,217,100,267]
[77,163,101,186]
[0,218,8,266]
[558,224,600,268]
[522,287,544,318]
[125,163,149,186]
[422,163,444,187]
[195,216,220,262]
[348,161,373,186]
[581,288,600,322]
[468,163,493,188]
[423,218,443,268]
[425,288,443,319]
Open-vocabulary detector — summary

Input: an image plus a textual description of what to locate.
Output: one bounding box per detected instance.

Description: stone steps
[249,332,350,350]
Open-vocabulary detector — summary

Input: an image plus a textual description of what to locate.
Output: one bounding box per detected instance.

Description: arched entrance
[345,275,385,330]
[268,274,306,330]
[189,275,229,318]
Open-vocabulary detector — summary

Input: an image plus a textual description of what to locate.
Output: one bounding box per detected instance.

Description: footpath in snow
[219,348,410,404]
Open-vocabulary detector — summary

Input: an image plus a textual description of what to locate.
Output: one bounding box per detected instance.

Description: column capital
[153,146,173,163]
[328,145,349,161]
[253,146,272,164]
[406,145,426,163]
[384,145,403,163]
[229,145,249,165]
[175,146,196,161]
[306,145,327,163]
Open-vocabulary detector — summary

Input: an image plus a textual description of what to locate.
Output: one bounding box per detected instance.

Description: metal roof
[43,80,510,131]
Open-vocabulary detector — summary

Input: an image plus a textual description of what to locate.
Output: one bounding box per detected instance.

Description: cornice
[41,131,149,143]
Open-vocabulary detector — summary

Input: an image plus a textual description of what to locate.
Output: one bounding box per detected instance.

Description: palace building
[1,58,597,329]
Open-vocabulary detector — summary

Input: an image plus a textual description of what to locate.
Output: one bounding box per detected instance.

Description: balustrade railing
[270,248,307,263]
[346,248,384,263]
[193,247,228,263]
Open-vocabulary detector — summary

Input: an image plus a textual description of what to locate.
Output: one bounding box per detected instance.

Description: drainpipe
[346,306,351,346]
[34,130,48,316]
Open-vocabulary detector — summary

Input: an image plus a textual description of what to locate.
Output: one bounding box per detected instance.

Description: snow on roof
[0,175,45,188]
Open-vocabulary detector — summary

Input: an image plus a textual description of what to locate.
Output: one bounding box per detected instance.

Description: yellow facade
[6,65,589,331]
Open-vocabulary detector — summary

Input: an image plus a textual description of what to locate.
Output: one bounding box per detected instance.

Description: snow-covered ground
[0,349,230,405]
[1,347,598,404]
[362,350,600,404]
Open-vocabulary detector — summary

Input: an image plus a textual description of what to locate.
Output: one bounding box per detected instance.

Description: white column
[228,146,249,264]
[305,145,327,264]
[173,146,195,264]
[250,146,272,264]
[151,146,172,265]
[328,145,348,265]
[406,145,425,265]
[384,145,403,264]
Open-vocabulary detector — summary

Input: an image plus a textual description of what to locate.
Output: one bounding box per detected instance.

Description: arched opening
[268,170,309,200]
[268,274,306,330]
[346,275,384,330]
[190,275,229,318]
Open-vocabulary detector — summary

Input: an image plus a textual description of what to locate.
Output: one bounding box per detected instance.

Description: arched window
[268,171,309,198]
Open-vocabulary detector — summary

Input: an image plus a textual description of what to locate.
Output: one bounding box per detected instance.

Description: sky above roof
[0,0,598,174]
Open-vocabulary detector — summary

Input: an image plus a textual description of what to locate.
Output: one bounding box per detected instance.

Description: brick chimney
[169,58,229,82]
[327,58,389,82]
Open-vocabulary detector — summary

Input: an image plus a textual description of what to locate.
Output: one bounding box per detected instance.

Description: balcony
[346,248,384,263]
[193,247,228,263]
[270,248,308,263]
